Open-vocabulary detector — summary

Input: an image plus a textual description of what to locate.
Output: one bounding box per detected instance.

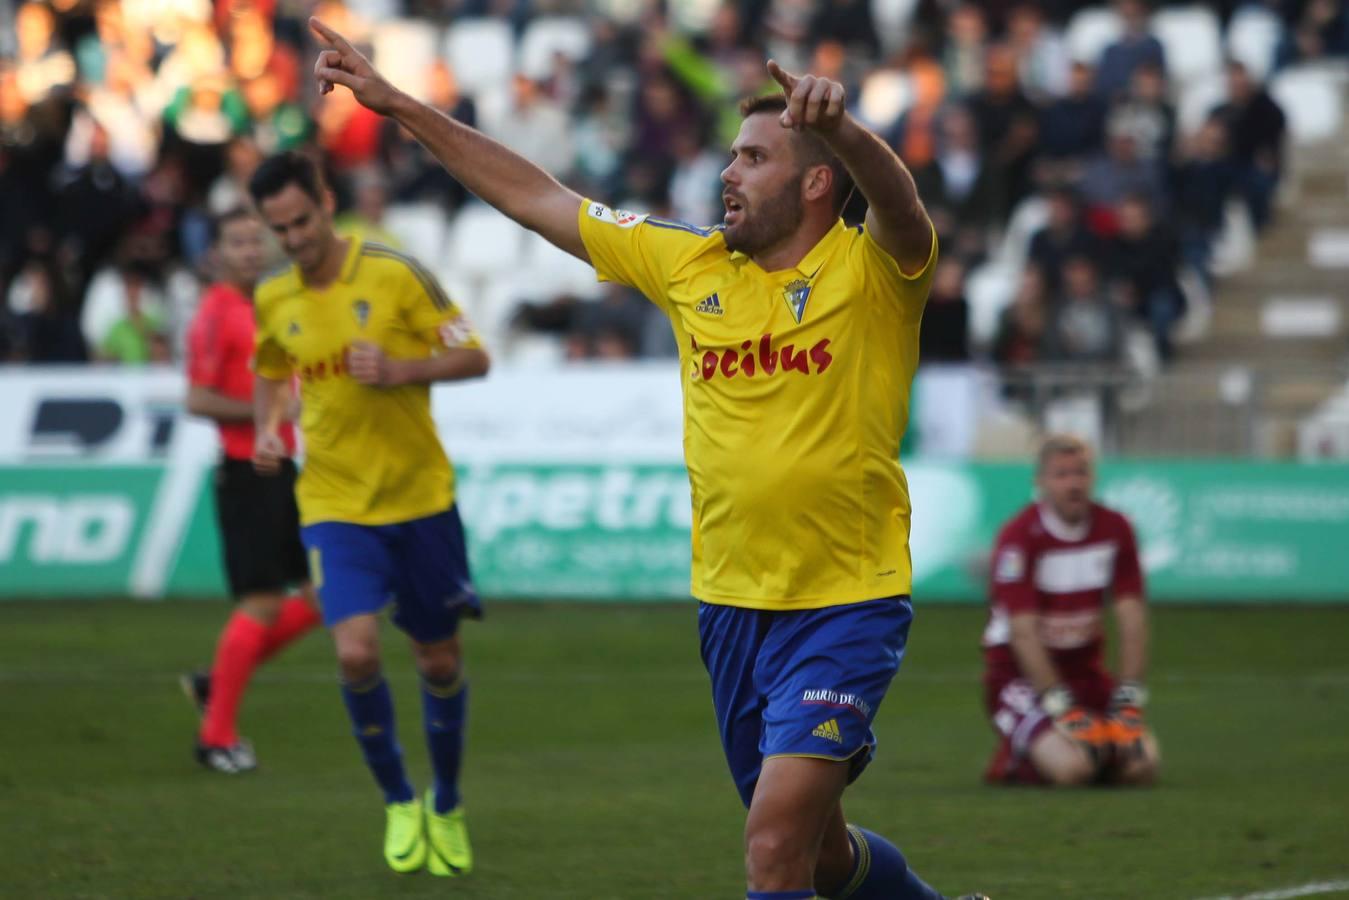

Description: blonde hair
[1036,434,1093,474]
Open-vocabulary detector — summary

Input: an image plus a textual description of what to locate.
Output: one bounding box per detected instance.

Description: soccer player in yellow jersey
[247,152,487,877]
[310,18,989,900]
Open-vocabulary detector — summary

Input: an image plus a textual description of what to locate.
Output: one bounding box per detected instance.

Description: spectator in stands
[1037,61,1106,184]
[668,128,724,227]
[1106,61,1174,171]
[1044,255,1124,365]
[1095,0,1165,101]
[1277,0,1349,67]
[53,117,145,288]
[1029,186,1098,294]
[14,1,76,107]
[81,53,160,181]
[911,105,999,262]
[163,72,251,199]
[572,83,626,199]
[1079,126,1166,234]
[992,264,1051,368]
[810,0,879,58]
[942,4,988,99]
[919,258,972,363]
[94,263,170,365]
[1209,60,1286,231]
[208,136,264,214]
[485,72,575,177]
[1108,193,1183,362]
[7,255,86,363]
[1007,3,1071,101]
[1171,118,1237,283]
[968,42,1038,220]
[334,168,402,247]
[380,61,474,210]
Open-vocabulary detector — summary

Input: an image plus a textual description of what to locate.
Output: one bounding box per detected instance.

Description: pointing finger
[309,17,354,53]
[766,59,797,93]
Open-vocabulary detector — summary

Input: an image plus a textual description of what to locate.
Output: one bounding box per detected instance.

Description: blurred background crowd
[0,0,1344,377]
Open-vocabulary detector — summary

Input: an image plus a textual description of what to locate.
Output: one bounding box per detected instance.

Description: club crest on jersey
[352,299,370,328]
[287,321,301,336]
[695,292,724,316]
[783,279,812,324]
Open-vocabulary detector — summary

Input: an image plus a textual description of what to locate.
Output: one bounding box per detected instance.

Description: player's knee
[335,643,381,682]
[238,593,284,626]
[410,638,461,683]
[1118,735,1161,786]
[744,825,805,887]
[1041,750,1097,786]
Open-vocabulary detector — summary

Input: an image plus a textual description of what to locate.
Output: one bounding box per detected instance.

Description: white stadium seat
[1151,6,1223,86]
[964,262,1019,348]
[448,203,527,278]
[992,195,1049,271]
[444,18,515,97]
[1065,6,1122,66]
[383,202,450,265]
[1270,66,1344,145]
[1176,70,1227,135]
[522,230,603,300]
[373,20,439,102]
[1227,5,1284,82]
[518,17,592,81]
[870,0,921,55]
[856,69,912,132]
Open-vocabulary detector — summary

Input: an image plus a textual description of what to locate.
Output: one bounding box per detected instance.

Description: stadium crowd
[0,0,1340,369]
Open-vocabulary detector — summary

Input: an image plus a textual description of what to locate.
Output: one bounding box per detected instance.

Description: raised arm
[310,17,587,261]
[767,60,933,275]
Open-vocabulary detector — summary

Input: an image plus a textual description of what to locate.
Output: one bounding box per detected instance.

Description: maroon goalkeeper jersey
[982,501,1145,684]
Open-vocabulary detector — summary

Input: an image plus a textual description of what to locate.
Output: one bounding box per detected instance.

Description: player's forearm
[1114,597,1149,683]
[390,348,490,386]
[823,116,932,271]
[388,93,587,259]
[1009,615,1062,695]
[186,385,254,423]
[253,376,289,433]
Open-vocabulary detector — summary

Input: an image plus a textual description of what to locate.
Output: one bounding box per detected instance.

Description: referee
[180,207,320,773]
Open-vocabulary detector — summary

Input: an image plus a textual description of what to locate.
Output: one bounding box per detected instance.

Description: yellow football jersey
[578,200,937,610]
[253,238,481,526]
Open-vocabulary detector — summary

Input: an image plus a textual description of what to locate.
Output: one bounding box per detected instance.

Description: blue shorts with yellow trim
[697,596,913,808]
[301,506,481,643]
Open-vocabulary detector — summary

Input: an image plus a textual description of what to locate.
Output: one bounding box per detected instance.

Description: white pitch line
[1192,878,1349,900]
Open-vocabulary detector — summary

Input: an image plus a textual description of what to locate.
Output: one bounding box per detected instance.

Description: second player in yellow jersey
[254,237,482,526]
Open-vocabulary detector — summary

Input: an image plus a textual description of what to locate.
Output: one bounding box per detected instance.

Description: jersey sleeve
[185,304,226,389]
[576,199,705,313]
[396,259,484,352]
[251,296,293,380]
[991,523,1039,615]
[854,219,938,323]
[1111,515,1146,600]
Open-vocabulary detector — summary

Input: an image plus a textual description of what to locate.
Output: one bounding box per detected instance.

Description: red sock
[200,612,269,747]
[260,596,321,661]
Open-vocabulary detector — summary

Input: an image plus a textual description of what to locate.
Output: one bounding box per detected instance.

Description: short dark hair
[738,94,854,216]
[208,206,255,244]
[248,151,326,206]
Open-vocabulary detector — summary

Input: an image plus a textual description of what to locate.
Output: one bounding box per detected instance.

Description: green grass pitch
[2,601,1347,899]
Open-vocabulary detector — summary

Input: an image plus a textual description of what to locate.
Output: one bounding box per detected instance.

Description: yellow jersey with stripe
[253,238,481,526]
[578,201,937,611]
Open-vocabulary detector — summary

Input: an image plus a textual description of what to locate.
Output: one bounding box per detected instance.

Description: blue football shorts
[301,506,481,643]
[698,595,913,807]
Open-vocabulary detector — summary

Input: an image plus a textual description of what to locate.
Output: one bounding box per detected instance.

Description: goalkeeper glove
[1042,685,1112,761]
[1107,680,1148,759]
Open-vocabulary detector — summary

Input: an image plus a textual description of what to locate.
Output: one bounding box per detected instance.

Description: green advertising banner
[3,462,1348,602]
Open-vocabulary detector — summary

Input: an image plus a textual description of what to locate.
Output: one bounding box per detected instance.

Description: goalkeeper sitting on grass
[980,434,1161,786]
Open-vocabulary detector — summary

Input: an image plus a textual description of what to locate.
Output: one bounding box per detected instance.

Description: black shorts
[213,458,309,598]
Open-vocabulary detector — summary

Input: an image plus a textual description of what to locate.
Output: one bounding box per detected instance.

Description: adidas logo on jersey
[695,293,724,316]
[812,719,843,743]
